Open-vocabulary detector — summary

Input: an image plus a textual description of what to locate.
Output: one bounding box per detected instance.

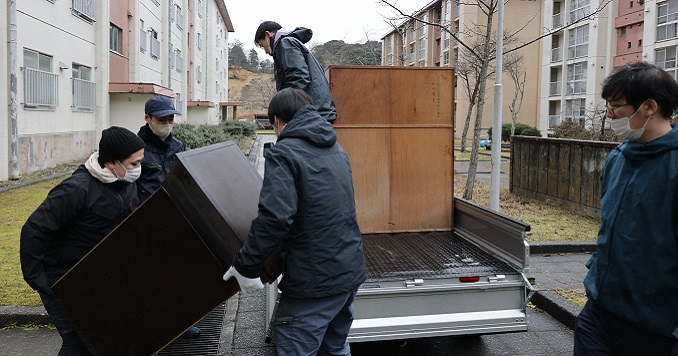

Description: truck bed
[363,231,518,283]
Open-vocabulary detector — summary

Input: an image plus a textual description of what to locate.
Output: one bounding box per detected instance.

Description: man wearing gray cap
[21,126,145,355]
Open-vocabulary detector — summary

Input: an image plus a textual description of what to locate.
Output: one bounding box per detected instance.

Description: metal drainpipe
[8,0,20,179]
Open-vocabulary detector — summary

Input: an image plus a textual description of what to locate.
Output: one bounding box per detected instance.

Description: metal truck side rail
[453,197,531,273]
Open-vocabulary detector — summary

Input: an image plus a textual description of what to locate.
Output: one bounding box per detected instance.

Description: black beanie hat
[97,126,145,165]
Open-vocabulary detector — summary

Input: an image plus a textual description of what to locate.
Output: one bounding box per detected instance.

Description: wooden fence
[510,136,619,218]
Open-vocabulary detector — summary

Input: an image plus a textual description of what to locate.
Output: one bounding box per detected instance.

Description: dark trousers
[574,300,678,356]
[40,293,90,356]
[274,288,358,356]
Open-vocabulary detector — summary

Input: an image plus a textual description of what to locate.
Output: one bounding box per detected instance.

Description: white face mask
[150,121,173,139]
[610,104,650,141]
[115,160,142,183]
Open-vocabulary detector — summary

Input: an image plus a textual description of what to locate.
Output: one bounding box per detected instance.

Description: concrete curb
[531,290,582,330]
[0,306,51,327]
[530,241,596,254]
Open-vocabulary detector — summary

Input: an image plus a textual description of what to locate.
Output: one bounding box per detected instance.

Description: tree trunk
[460,83,479,153]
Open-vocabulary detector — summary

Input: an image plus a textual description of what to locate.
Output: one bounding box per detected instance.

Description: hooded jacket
[233,105,366,298]
[137,124,184,202]
[271,27,337,123]
[584,126,678,339]
[20,165,139,292]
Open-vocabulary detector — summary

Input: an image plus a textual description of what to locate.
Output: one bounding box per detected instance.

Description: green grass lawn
[1,171,599,306]
[1,177,66,306]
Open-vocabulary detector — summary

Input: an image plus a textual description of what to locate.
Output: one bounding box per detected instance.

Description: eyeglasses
[606,102,633,114]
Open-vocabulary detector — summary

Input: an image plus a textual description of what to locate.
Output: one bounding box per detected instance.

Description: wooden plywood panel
[330,66,454,126]
[389,128,453,231]
[335,128,391,232]
[330,66,454,234]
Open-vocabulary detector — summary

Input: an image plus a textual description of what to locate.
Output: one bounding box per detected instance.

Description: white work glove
[223,266,265,294]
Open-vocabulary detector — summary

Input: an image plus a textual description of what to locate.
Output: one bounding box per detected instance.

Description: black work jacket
[234,105,366,298]
[272,27,337,123]
[20,166,138,290]
[136,124,184,202]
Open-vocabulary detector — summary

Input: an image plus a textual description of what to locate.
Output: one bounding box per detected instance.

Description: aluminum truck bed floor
[363,231,517,282]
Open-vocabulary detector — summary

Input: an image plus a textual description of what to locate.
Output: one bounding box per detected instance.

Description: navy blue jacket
[136,124,184,202]
[272,27,337,123]
[584,126,678,338]
[233,105,366,298]
[20,166,138,291]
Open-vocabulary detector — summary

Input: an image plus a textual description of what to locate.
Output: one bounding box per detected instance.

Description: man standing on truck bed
[574,61,678,355]
[223,88,366,355]
[254,21,337,124]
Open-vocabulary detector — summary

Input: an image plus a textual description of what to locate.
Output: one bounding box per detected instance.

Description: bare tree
[379,0,615,200]
[505,51,526,136]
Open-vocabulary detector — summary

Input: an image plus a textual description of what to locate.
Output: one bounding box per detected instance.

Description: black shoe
[181,326,201,339]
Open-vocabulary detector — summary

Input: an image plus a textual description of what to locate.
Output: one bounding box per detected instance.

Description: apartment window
[23,49,58,108]
[72,63,95,110]
[169,43,175,68]
[72,0,95,22]
[620,27,627,37]
[657,0,678,41]
[553,2,563,27]
[110,24,122,53]
[567,61,587,94]
[630,1,634,7]
[197,0,203,17]
[176,49,183,72]
[445,0,452,22]
[628,42,632,48]
[419,15,428,37]
[150,29,160,59]
[175,4,184,30]
[175,93,182,115]
[140,20,147,52]
[410,25,416,42]
[568,25,589,59]
[418,38,426,59]
[418,59,425,67]
[655,46,678,79]
[569,0,590,23]
[443,51,450,66]
[552,34,563,62]
[443,31,450,49]
[196,65,202,83]
[565,98,587,124]
[197,33,202,51]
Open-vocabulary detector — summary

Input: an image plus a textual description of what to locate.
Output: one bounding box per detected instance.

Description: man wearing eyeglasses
[574,61,678,355]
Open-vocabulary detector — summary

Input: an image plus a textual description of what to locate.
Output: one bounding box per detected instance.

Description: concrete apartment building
[0,0,233,181]
[541,0,678,131]
[380,0,544,138]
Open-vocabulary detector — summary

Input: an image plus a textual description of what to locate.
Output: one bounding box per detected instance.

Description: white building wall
[1,2,10,180]
[12,0,104,174]
[138,0,164,84]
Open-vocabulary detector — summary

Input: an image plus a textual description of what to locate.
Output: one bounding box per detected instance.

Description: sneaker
[181,326,201,339]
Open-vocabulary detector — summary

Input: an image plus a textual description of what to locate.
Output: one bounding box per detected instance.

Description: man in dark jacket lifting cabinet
[223,88,366,355]
[21,126,145,355]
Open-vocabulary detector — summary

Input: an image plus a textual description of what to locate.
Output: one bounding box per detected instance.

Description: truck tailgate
[350,231,528,342]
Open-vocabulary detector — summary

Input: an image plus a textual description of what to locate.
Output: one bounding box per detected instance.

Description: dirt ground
[228,69,274,121]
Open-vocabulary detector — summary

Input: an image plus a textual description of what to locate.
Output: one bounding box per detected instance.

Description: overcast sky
[224,0,426,56]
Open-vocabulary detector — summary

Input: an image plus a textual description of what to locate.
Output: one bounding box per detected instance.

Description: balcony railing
[73,78,96,110]
[551,47,562,62]
[549,115,561,127]
[150,37,160,58]
[553,12,563,27]
[72,0,95,21]
[549,81,562,96]
[24,68,58,108]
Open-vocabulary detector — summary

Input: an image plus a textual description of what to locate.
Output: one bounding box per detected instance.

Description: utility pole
[490,0,504,212]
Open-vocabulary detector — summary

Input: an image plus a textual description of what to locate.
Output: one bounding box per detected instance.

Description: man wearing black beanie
[20,126,144,355]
